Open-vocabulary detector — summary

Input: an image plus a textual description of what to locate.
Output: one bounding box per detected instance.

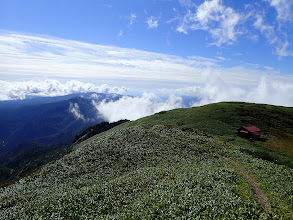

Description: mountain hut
[238,126,261,140]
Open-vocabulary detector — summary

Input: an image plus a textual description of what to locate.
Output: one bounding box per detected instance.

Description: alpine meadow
[0,102,292,219]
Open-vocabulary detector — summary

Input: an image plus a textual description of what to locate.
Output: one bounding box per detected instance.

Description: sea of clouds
[92,93,184,122]
[92,76,293,122]
[0,79,127,101]
[2,78,293,123]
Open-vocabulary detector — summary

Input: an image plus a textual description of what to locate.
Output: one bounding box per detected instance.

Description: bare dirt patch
[224,157,271,213]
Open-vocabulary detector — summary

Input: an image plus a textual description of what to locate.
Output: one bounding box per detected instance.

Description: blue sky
[1,0,293,106]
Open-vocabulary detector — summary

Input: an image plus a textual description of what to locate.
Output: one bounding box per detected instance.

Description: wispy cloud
[129,13,137,25]
[0,31,269,87]
[174,0,293,56]
[216,56,228,61]
[0,30,292,105]
[0,79,127,100]
[117,30,123,37]
[246,1,293,57]
[265,0,293,23]
[178,0,195,8]
[247,6,291,57]
[159,86,200,96]
[146,16,159,29]
[242,1,293,57]
[69,102,86,121]
[275,40,293,57]
[233,53,243,56]
[253,14,275,43]
[0,31,204,83]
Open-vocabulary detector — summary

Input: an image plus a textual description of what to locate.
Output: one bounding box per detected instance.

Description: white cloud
[192,70,293,107]
[0,31,206,83]
[0,79,128,101]
[146,16,159,29]
[174,0,293,56]
[178,0,195,8]
[216,56,228,61]
[159,86,200,96]
[233,53,243,56]
[177,0,241,46]
[69,102,86,121]
[187,55,219,66]
[117,30,123,37]
[253,14,276,44]
[93,72,293,122]
[265,0,293,22]
[129,13,137,25]
[247,1,293,57]
[275,40,293,57]
[0,30,292,101]
[92,93,184,122]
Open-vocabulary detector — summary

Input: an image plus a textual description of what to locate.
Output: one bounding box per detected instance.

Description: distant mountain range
[0,92,122,109]
[0,93,122,162]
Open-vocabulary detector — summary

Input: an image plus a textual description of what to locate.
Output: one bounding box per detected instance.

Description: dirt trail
[224,157,271,213]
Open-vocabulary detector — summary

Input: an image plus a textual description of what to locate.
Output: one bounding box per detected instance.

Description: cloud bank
[92,76,293,123]
[194,70,293,107]
[0,79,127,100]
[1,77,292,125]
[93,93,184,122]
[0,31,293,110]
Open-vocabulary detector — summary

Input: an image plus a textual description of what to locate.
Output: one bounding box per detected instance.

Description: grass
[119,102,293,168]
[0,102,292,218]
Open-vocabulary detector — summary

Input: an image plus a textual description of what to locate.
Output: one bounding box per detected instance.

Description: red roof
[253,132,260,136]
[244,126,261,133]
[239,130,248,133]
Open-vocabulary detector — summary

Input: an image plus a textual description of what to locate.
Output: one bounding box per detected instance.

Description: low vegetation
[0,102,292,218]
[0,120,129,186]
[72,119,129,144]
[0,144,72,188]
[124,102,293,167]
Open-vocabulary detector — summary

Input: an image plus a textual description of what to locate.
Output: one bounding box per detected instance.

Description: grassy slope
[0,120,130,187]
[127,102,293,141]
[122,102,293,167]
[119,102,293,215]
[0,102,292,219]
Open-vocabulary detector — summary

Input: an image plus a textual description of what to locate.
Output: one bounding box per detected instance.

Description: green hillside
[124,102,293,167]
[0,102,292,219]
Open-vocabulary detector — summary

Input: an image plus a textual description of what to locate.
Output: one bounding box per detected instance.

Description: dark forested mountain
[0,119,129,186]
[72,119,129,145]
[0,93,85,109]
[0,93,121,159]
[0,92,125,185]
[0,92,121,109]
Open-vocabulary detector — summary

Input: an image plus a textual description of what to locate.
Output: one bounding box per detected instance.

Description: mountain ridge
[0,102,292,218]
[0,92,123,156]
[0,92,124,185]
